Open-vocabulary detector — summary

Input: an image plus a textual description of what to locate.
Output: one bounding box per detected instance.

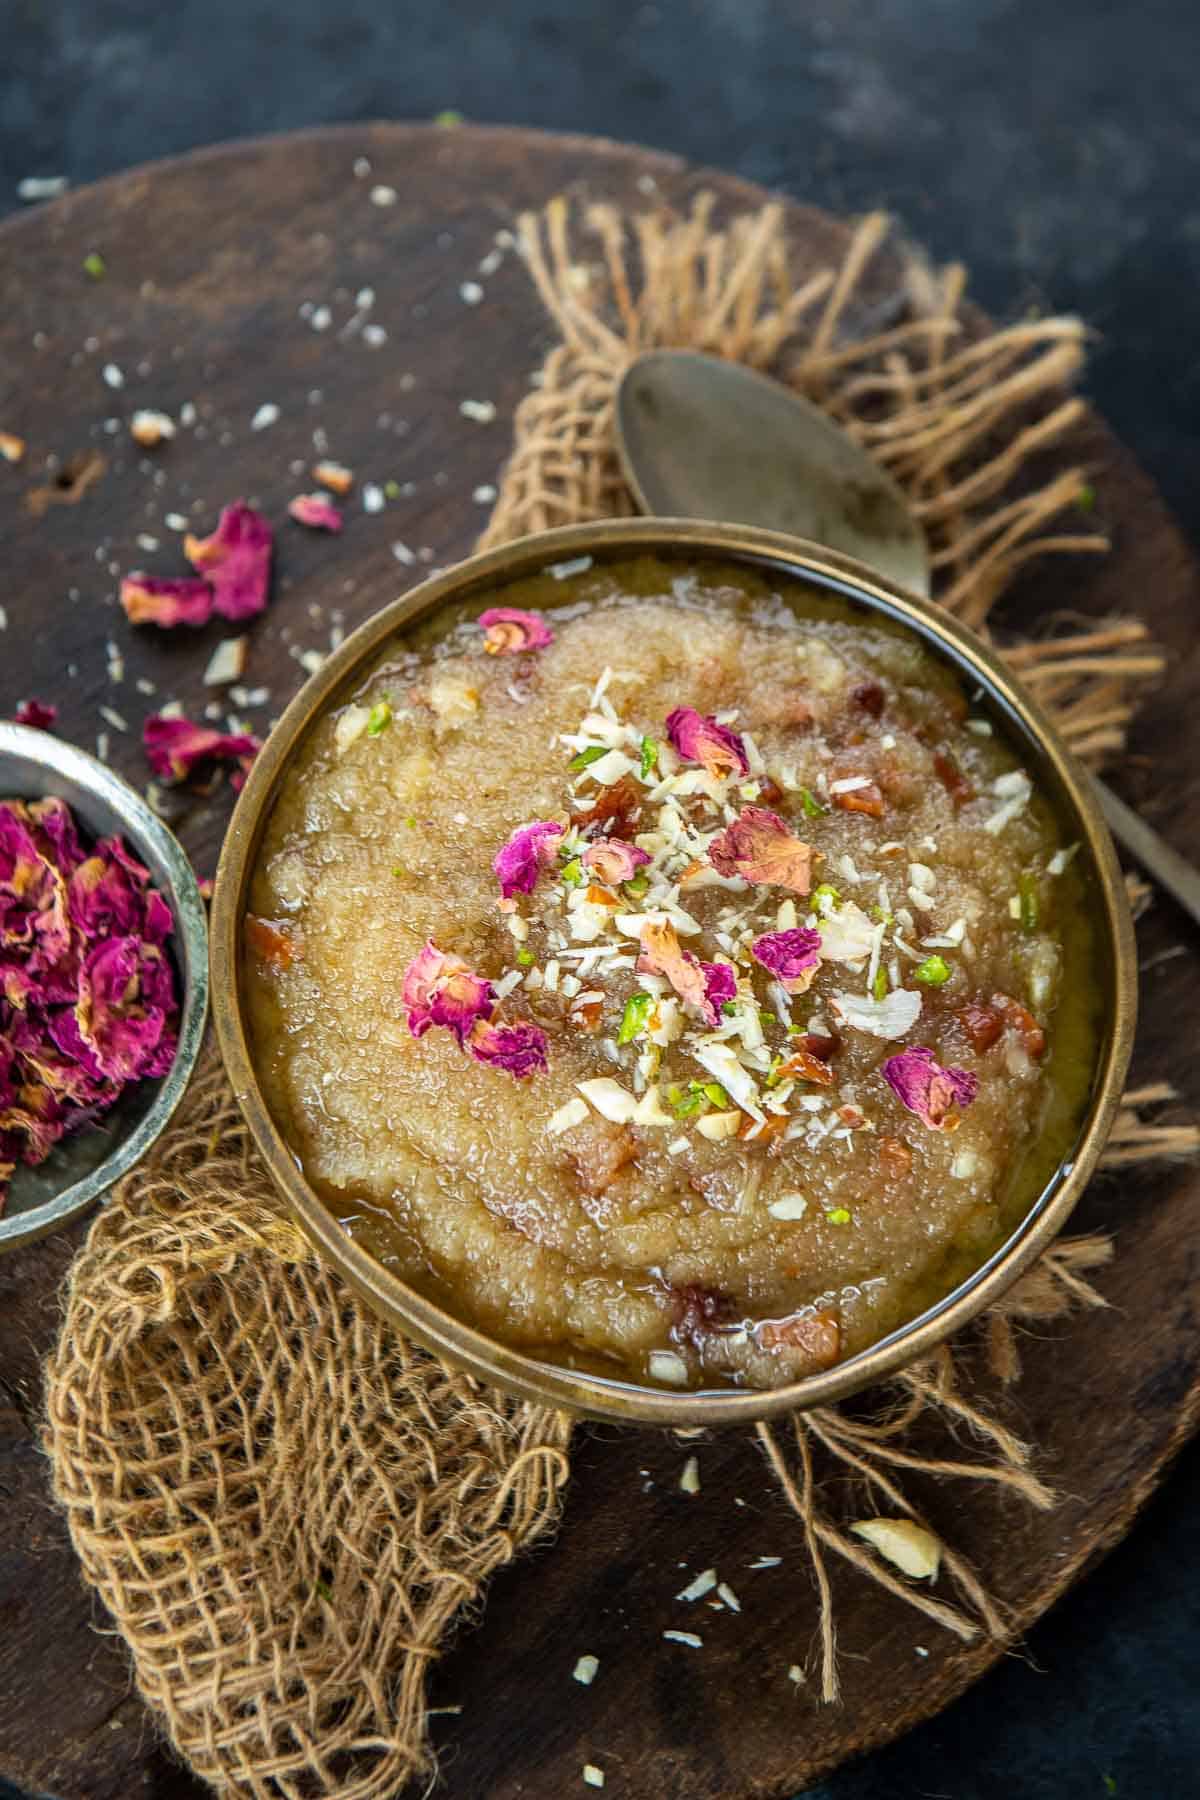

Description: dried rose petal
[751,927,823,990]
[479,607,554,655]
[183,501,274,621]
[55,936,173,1085]
[468,1017,549,1077]
[288,493,344,533]
[708,807,815,894]
[700,959,737,1024]
[665,707,748,779]
[493,820,564,899]
[402,939,494,1043]
[13,700,57,730]
[581,838,650,886]
[29,798,86,875]
[881,1045,979,1129]
[143,714,261,786]
[637,918,710,1018]
[120,573,216,628]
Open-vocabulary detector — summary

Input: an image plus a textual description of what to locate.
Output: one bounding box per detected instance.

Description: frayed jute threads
[483,196,1164,768]
[43,193,1197,1796]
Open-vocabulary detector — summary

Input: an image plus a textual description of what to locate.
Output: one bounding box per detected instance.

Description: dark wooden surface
[2,123,1199,1800]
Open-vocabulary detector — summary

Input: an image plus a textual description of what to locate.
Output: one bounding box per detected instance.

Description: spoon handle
[1093,777,1200,933]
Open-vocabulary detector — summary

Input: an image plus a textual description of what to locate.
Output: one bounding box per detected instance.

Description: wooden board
[2,123,1199,1800]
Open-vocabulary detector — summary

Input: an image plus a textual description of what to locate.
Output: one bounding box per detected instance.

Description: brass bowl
[211,520,1136,1425]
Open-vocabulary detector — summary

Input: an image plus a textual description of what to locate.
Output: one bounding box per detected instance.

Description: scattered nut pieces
[203,637,249,687]
[130,409,176,447]
[679,1454,700,1495]
[312,460,354,495]
[850,1517,942,1581]
[582,1766,605,1789]
[0,432,25,464]
[572,1654,599,1686]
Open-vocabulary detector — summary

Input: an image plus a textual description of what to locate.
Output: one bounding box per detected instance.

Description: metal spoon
[616,348,1200,930]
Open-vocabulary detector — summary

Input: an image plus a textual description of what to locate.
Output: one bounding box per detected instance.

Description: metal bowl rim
[0,723,209,1248]
[210,519,1136,1424]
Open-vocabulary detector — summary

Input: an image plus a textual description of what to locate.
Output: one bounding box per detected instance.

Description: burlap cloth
[42,197,1199,1795]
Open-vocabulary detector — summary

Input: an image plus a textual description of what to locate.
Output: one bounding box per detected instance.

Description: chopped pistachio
[561,857,584,887]
[813,882,841,911]
[517,947,535,967]
[617,991,654,1045]
[366,699,392,737]
[872,965,889,1001]
[914,955,951,986]
[623,872,650,900]
[639,734,659,778]
[1018,872,1040,932]
[569,744,608,772]
[799,786,826,818]
[826,1207,852,1225]
[82,250,106,279]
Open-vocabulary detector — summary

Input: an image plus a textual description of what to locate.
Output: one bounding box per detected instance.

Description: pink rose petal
[120,573,216,629]
[708,806,815,894]
[493,820,564,900]
[700,959,738,1026]
[881,1045,979,1129]
[288,493,344,533]
[665,707,748,779]
[184,501,274,621]
[479,607,554,655]
[637,918,710,1019]
[401,939,494,1043]
[751,927,823,992]
[143,714,261,786]
[581,838,650,886]
[468,1017,549,1077]
[13,700,57,730]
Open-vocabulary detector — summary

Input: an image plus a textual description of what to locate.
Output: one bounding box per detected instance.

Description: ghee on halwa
[246,556,1097,1392]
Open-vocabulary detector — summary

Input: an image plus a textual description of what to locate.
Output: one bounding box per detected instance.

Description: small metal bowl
[0,724,208,1250]
[211,520,1136,1424]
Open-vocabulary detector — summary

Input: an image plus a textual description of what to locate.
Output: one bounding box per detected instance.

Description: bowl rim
[211,519,1137,1424]
[0,722,209,1250]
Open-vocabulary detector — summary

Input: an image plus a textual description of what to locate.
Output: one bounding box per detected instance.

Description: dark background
[3,3,1199,1797]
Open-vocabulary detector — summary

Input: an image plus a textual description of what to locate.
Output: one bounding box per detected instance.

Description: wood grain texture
[1,123,1198,1800]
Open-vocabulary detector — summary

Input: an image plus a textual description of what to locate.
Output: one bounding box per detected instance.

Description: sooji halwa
[246,557,1097,1391]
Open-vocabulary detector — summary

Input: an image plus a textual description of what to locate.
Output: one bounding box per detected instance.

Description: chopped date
[957,1001,1003,1053]
[933,749,975,806]
[799,1030,840,1061]
[879,1135,914,1179]
[852,680,886,718]
[245,915,297,970]
[577,774,642,833]
[756,1308,842,1368]
[833,781,885,818]
[569,1121,637,1195]
[671,1282,739,1344]
[994,993,1046,1058]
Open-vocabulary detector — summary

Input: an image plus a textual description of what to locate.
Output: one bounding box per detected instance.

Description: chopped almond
[584,883,621,907]
[570,996,604,1032]
[738,1111,790,1142]
[775,1048,835,1086]
[245,915,296,969]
